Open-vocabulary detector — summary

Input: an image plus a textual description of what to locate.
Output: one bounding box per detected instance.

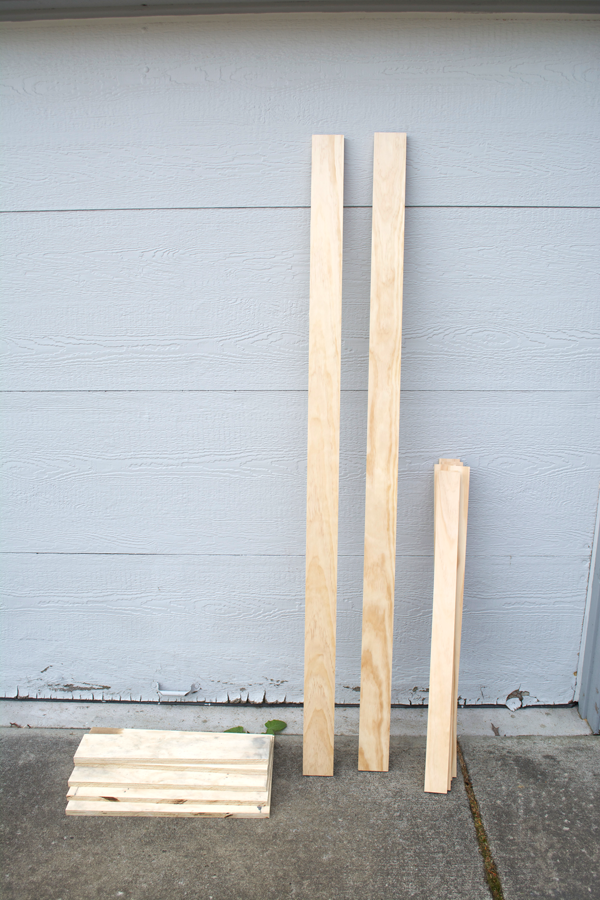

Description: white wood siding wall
[1,12,599,705]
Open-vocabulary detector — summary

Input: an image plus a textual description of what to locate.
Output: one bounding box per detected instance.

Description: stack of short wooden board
[66,728,274,817]
[424,459,470,794]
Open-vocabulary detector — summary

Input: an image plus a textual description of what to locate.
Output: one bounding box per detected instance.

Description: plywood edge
[68,766,268,790]
[66,800,269,818]
[67,786,269,804]
[73,756,270,768]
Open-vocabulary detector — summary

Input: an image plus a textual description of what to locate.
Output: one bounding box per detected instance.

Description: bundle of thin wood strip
[425,459,470,794]
[66,728,274,817]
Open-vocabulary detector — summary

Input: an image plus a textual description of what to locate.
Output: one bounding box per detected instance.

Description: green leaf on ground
[224,726,246,733]
[264,719,287,735]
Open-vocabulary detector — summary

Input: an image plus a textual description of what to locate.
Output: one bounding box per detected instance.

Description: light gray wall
[1,12,599,705]
[579,505,600,732]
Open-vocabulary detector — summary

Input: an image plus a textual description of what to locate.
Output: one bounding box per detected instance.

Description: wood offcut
[425,460,470,794]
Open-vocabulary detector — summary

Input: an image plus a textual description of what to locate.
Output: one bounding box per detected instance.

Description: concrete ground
[1,725,598,900]
[0,700,591,738]
[460,736,600,900]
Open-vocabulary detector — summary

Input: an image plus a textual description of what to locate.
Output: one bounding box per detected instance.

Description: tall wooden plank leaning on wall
[303,135,344,777]
[425,461,470,793]
[358,133,407,773]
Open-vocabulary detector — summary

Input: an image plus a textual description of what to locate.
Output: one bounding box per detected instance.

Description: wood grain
[425,468,461,794]
[2,17,597,209]
[69,765,268,791]
[303,135,344,777]
[451,464,470,781]
[435,461,467,788]
[74,729,272,766]
[358,134,406,773]
[66,728,274,817]
[67,785,268,804]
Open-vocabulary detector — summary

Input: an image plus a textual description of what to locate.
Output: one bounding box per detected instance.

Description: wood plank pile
[66,728,274,817]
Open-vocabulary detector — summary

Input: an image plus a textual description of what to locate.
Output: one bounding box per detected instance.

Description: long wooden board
[66,800,268,818]
[67,786,268,804]
[70,759,268,772]
[303,134,344,777]
[69,765,268,791]
[74,729,271,767]
[424,467,461,793]
[358,133,407,773]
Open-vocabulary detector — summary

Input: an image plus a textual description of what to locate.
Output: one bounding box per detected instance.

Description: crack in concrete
[458,740,505,900]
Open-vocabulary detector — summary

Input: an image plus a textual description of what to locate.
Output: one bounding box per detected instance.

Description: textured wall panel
[1,12,599,704]
[1,15,598,209]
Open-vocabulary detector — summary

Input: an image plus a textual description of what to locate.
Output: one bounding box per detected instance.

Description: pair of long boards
[303,133,406,776]
[424,460,470,794]
[66,728,274,817]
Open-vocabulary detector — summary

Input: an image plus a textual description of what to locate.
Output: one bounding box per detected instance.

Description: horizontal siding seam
[1,206,599,214]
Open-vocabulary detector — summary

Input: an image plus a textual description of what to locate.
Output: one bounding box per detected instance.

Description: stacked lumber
[66,728,274,817]
[425,459,470,794]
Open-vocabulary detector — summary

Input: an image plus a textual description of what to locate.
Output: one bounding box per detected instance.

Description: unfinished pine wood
[266,725,275,794]
[67,785,268,804]
[434,459,466,790]
[437,461,470,786]
[432,464,448,789]
[79,762,270,773]
[434,462,460,541]
[438,461,465,789]
[424,467,462,793]
[358,133,407,773]
[74,729,272,767]
[450,464,470,781]
[66,800,268,818]
[69,765,268,791]
[89,727,122,734]
[303,134,344,778]
[71,759,268,772]
[67,729,274,818]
